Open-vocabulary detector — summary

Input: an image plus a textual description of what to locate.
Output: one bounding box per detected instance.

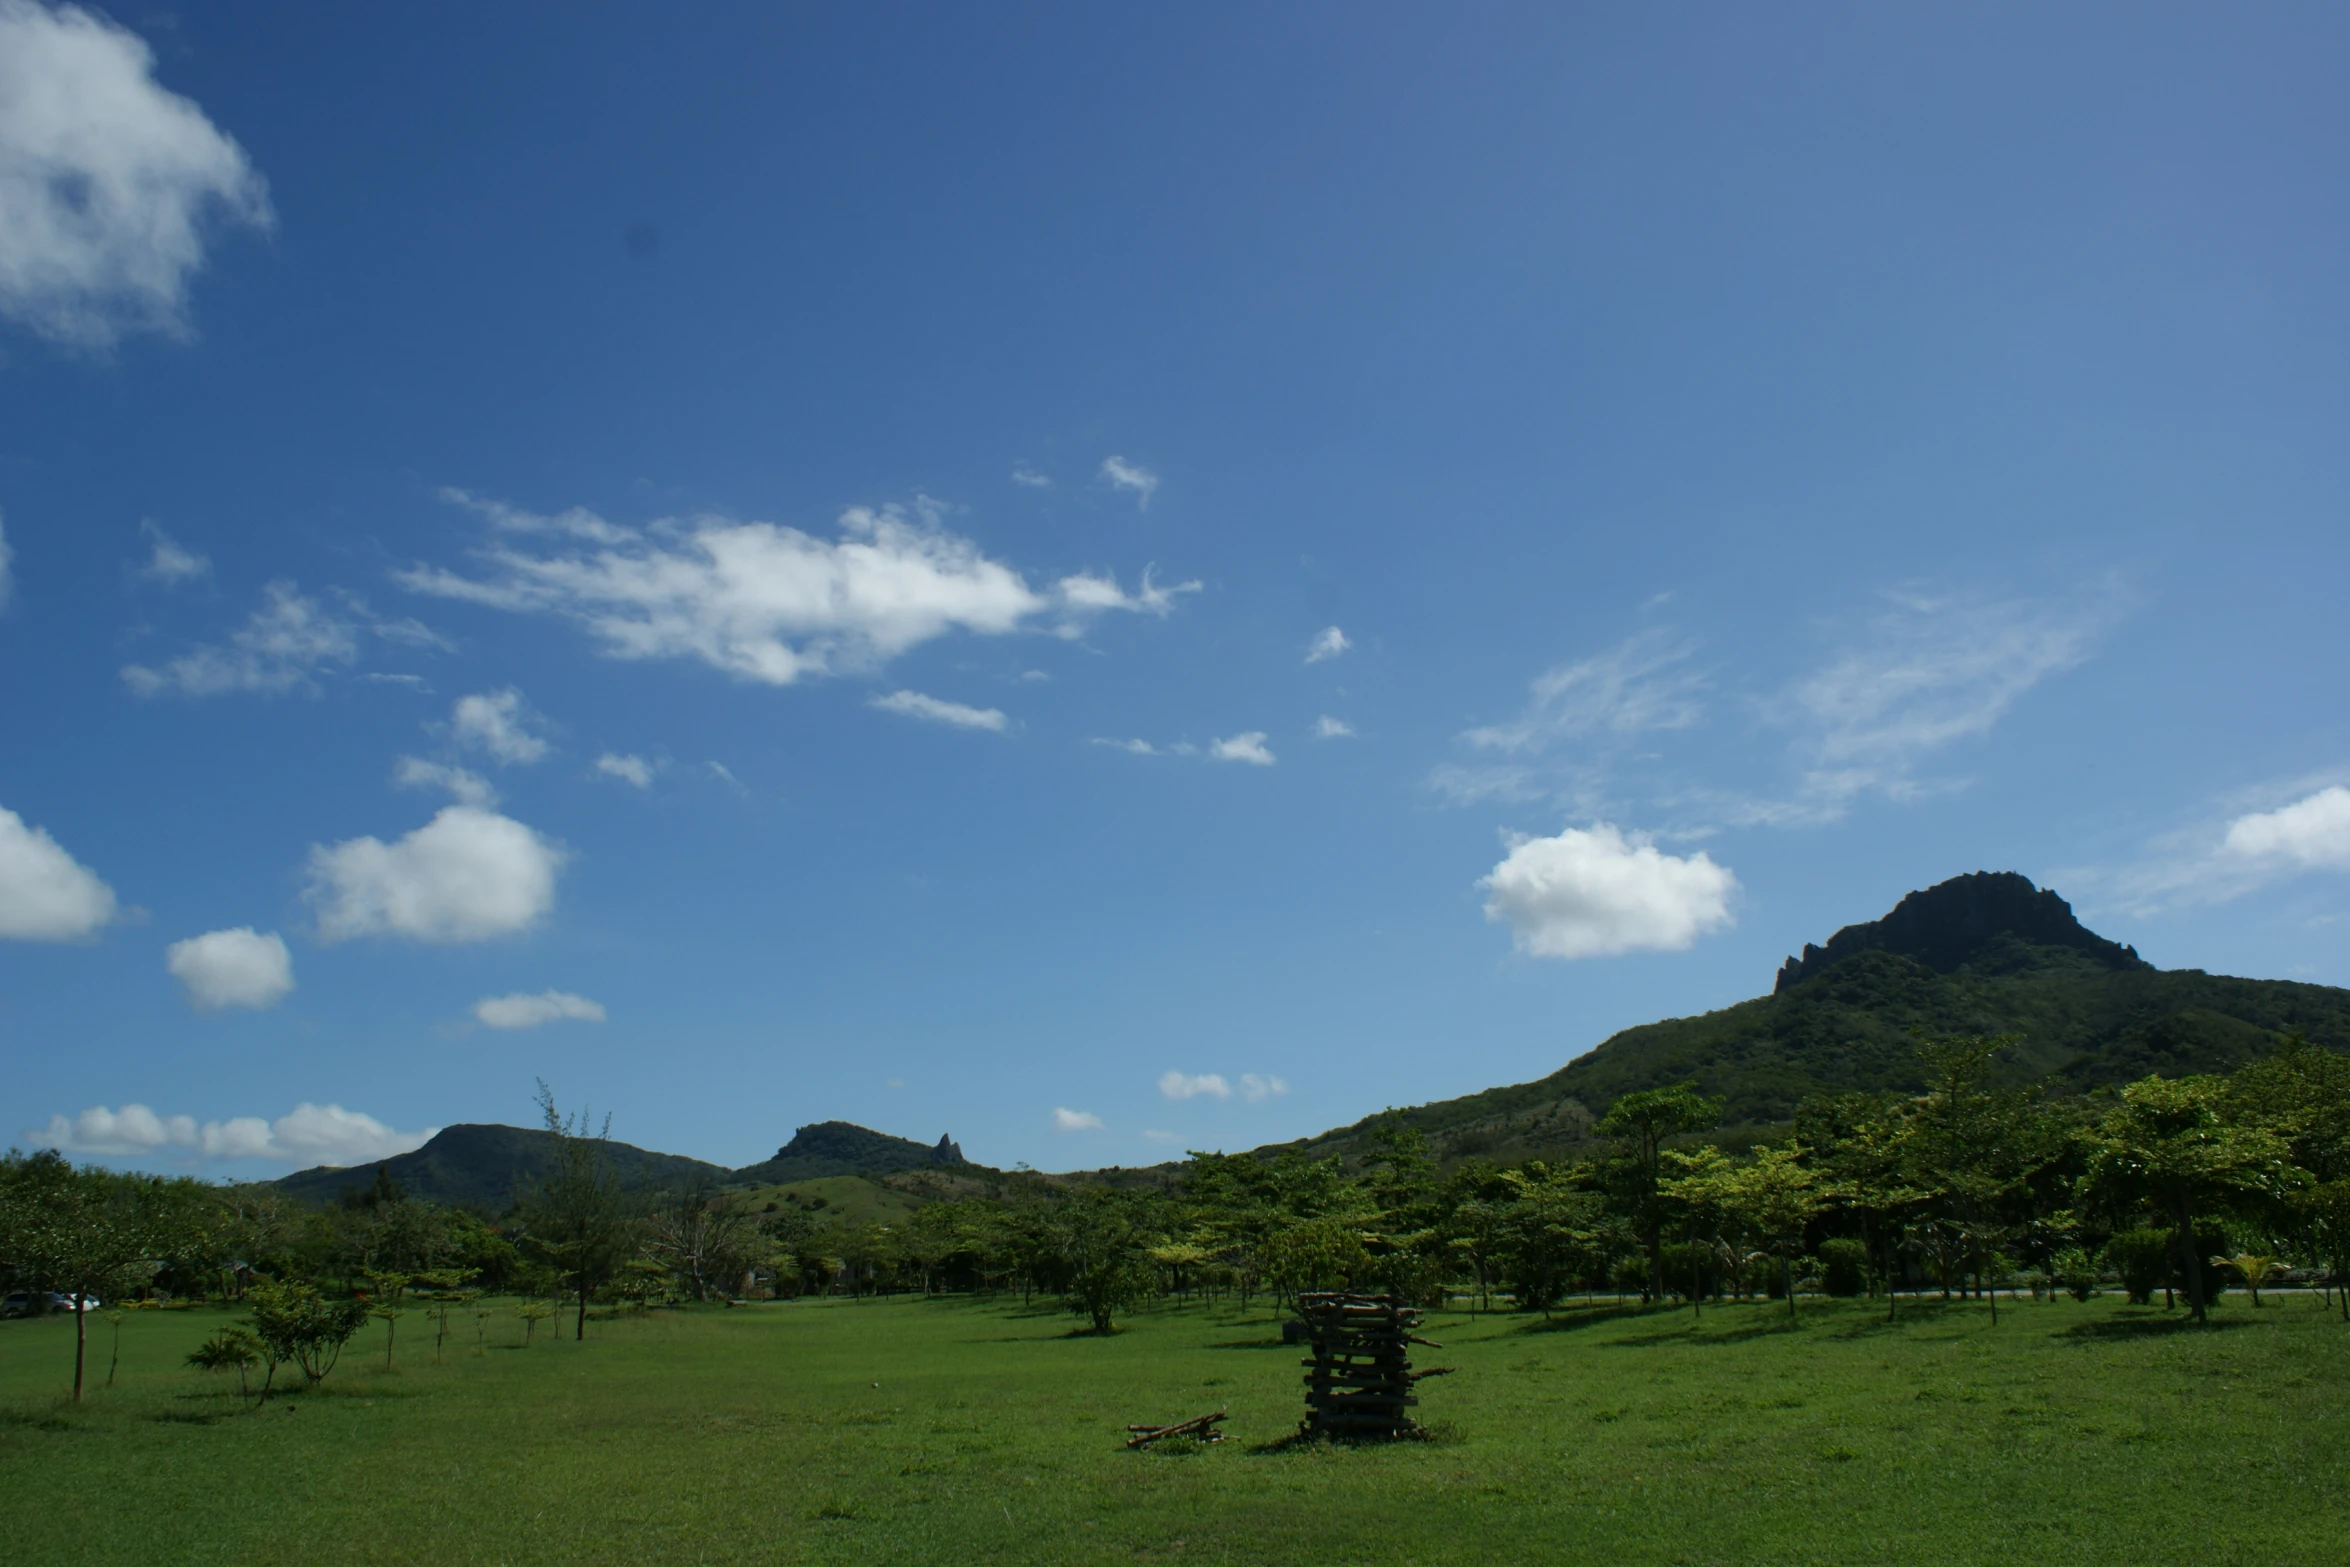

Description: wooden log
[1124,1408,1228,1449]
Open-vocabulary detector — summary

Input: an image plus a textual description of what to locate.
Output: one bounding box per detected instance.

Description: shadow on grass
[1506,1305,1648,1336]
[2059,1313,2253,1340]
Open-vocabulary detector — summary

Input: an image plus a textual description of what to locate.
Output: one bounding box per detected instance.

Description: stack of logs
[1295,1292,1448,1441]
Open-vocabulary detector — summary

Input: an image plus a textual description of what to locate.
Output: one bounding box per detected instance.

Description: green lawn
[1,1290,2342,1565]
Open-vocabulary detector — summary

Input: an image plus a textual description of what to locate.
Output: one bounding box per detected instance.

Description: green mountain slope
[731,1121,970,1184]
[1273,873,2350,1167]
[272,1123,732,1212]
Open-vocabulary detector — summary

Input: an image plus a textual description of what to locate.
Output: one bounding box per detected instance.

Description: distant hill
[731,1122,970,1185]
[273,1123,731,1212]
[1271,872,2350,1168]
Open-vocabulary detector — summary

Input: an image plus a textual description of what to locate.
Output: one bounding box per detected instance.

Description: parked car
[0,1291,98,1316]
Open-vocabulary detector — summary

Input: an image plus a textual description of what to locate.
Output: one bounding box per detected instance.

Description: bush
[2103,1229,2174,1305]
[2051,1247,2100,1301]
[246,1281,370,1389]
[1819,1239,1869,1297]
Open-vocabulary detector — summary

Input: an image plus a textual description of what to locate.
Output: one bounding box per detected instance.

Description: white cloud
[436,487,630,544]
[1479,822,1737,960]
[138,519,208,583]
[0,0,271,348]
[1091,737,1159,756]
[473,989,606,1029]
[1158,1071,1231,1101]
[1054,567,1200,619]
[1464,629,1704,756]
[404,493,1188,683]
[1313,716,1354,740]
[305,805,566,943]
[27,1101,434,1166]
[122,580,360,696]
[869,689,1009,732]
[1210,731,1275,766]
[1099,456,1158,508]
[164,927,291,1010]
[393,755,497,808]
[449,687,550,765]
[1240,1073,1287,1103]
[1141,1129,1183,1145]
[1011,466,1052,489]
[1306,626,1350,663]
[595,752,657,788]
[0,802,116,939]
[2221,786,2350,870]
[1053,1107,1105,1131]
[0,513,14,610]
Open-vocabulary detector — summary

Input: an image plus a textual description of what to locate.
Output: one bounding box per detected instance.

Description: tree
[0,1152,200,1401]
[1055,1191,1159,1333]
[1597,1084,1724,1303]
[646,1182,755,1301]
[519,1082,634,1340]
[186,1326,262,1403]
[1496,1163,1604,1317]
[2080,1075,2299,1323]
[246,1280,370,1390]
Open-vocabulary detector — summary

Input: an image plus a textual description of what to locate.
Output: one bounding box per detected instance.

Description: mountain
[731,1122,971,1185]
[1272,872,2350,1167]
[272,1123,731,1212]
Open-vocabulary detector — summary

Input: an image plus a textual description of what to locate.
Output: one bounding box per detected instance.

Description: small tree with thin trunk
[0,1152,195,1401]
[1597,1084,1724,1305]
[520,1083,634,1341]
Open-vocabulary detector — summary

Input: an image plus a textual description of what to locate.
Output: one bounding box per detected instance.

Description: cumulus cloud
[1241,1073,1287,1103]
[0,0,272,349]
[595,752,657,788]
[138,519,208,583]
[1158,1071,1231,1101]
[393,755,497,808]
[451,687,550,765]
[1011,465,1052,489]
[2220,786,2350,870]
[1480,822,1737,960]
[26,1101,433,1166]
[2087,781,2350,913]
[1314,716,1354,740]
[1210,732,1275,766]
[164,926,291,1010]
[473,989,606,1029]
[1099,456,1158,508]
[1306,626,1350,663]
[121,581,372,696]
[1053,1107,1105,1131]
[305,806,566,943]
[0,802,116,939]
[403,493,1189,684]
[869,689,1009,732]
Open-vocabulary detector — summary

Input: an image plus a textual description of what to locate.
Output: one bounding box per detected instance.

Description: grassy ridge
[3,1292,2342,1564]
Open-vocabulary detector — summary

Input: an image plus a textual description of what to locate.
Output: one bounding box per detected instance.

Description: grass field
[2,1289,2343,1565]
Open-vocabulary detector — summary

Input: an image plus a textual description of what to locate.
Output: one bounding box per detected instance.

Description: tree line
[7,1039,2347,1399]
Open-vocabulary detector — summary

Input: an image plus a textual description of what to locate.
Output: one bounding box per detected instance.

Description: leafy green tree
[0,1151,204,1400]
[186,1326,262,1403]
[1496,1162,1605,1317]
[2081,1075,2299,1323]
[1262,1215,1371,1297]
[1597,1084,1723,1302]
[246,1280,370,1390]
[1055,1190,1159,1333]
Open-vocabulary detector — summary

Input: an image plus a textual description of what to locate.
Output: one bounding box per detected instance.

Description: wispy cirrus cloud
[122,580,447,698]
[1099,456,1157,509]
[401,491,1194,685]
[869,689,1009,732]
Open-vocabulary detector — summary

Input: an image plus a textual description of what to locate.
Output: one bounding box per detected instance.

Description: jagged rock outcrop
[1774,871,2147,992]
[930,1134,965,1165]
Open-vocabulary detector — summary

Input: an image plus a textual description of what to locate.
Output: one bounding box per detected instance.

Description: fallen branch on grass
[1124,1409,1229,1449]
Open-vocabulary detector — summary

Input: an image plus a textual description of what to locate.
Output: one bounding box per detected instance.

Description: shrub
[2051,1247,2100,1301]
[1818,1239,1869,1297]
[2103,1229,2174,1305]
[246,1281,370,1389]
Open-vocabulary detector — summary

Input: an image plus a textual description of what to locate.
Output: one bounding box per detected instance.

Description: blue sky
[5,1,2349,1176]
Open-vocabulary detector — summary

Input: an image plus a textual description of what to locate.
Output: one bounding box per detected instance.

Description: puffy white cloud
[1158,1071,1231,1101]
[1011,465,1052,489]
[393,755,497,808]
[1210,732,1275,766]
[473,989,606,1029]
[1480,822,1737,960]
[1241,1073,1287,1103]
[0,0,271,349]
[869,689,1009,732]
[305,805,566,943]
[451,687,550,765]
[26,1101,433,1166]
[595,752,657,788]
[122,581,360,696]
[1053,1107,1104,1131]
[0,802,116,939]
[1306,626,1350,663]
[1099,455,1158,508]
[138,519,208,583]
[2221,786,2350,870]
[1314,715,1355,740]
[164,926,291,1010]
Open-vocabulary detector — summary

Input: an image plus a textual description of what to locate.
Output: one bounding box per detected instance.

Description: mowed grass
[1,1290,2343,1566]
